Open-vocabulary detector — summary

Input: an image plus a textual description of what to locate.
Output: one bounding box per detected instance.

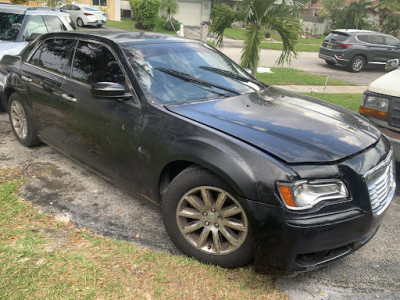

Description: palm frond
[241,24,263,76]
[262,4,302,65]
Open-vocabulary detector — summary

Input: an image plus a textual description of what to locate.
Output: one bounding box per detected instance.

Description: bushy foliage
[382,13,400,36]
[10,0,28,4]
[164,17,181,31]
[130,0,160,30]
[211,3,235,25]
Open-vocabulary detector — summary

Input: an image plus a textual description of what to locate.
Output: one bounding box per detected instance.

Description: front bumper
[245,138,394,273]
[246,199,384,273]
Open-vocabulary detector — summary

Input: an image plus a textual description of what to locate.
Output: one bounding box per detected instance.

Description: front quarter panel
[138,104,297,206]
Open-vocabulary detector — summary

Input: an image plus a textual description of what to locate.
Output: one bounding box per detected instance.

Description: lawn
[106,19,176,35]
[303,93,362,112]
[224,27,324,52]
[0,169,283,300]
[257,68,351,86]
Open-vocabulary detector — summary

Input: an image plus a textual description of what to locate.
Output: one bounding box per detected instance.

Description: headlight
[359,93,389,120]
[277,179,349,210]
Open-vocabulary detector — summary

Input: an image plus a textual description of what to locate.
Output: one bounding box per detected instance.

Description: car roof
[332,29,378,35]
[0,3,69,15]
[40,30,200,46]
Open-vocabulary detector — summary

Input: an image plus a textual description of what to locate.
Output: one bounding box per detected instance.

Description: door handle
[62,93,77,103]
[21,76,32,82]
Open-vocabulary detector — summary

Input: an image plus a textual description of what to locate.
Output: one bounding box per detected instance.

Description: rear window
[83,7,101,11]
[324,32,349,43]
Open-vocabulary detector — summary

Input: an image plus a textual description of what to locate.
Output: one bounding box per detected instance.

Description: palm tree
[160,0,179,21]
[210,0,304,77]
[374,0,400,32]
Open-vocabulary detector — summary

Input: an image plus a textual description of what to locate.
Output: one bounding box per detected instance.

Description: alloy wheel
[176,186,248,255]
[10,101,28,140]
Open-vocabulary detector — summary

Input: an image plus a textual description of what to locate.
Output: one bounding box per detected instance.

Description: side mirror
[91,82,131,99]
[385,59,399,71]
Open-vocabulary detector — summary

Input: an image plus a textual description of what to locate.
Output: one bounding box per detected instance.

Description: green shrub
[211,3,235,26]
[130,0,160,30]
[164,17,180,31]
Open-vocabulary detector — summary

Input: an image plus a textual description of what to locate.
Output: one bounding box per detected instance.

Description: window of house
[92,0,107,6]
[71,41,125,85]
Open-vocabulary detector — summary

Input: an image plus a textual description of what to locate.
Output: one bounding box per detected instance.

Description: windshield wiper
[199,66,266,89]
[155,67,240,95]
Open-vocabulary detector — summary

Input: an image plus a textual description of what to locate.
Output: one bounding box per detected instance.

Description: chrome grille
[364,150,396,217]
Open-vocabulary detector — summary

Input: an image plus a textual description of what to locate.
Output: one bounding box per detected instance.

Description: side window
[368,35,385,45]
[23,15,48,40]
[43,16,67,32]
[357,35,368,43]
[29,44,43,66]
[71,41,125,86]
[72,6,80,11]
[385,36,400,47]
[61,5,71,10]
[39,39,75,75]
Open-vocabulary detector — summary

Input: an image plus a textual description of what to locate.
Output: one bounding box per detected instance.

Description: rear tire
[77,18,84,27]
[97,24,103,28]
[161,166,253,268]
[325,60,335,66]
[8,93,40,147]
[348,55,365,72]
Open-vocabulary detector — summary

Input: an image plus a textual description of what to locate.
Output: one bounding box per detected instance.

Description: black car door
[18,38,75,142]
[59,40,143,190]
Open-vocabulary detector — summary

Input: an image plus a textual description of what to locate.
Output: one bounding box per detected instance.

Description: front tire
[8,93,40,147]
[161,166,253,268]
[348,55,365,72]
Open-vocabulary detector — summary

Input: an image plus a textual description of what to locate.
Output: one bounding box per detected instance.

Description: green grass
[304,93,362,112]
[223,27,324,52]
[257,68,351,86]
[0,168,283,300]
[106,19,176,35]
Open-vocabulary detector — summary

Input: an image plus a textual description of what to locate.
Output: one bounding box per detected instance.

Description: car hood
[368,69,400,97]
[166,87,380,164]
[0,41,27,60]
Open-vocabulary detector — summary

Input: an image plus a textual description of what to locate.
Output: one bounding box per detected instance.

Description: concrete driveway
[1,111,399,299]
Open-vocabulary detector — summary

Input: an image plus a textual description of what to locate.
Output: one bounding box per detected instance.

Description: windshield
[121,42,262,104]
[0,13,24,41]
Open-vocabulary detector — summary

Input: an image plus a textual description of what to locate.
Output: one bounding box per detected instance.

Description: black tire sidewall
[8,93,39,147]
[161,166,253,268]
[349,56,365,72]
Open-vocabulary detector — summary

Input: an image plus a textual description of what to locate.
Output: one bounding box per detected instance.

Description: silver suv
[0,4,75,60]
[0,4,75,110]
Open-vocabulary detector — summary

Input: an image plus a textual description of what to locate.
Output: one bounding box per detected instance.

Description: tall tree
[374,0,400,31]
[160,0,179,21]
[320,0,346,29]
[336,0,372,29]
[210,0,303,77]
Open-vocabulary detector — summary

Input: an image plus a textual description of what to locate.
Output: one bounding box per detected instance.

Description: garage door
[174,2,202,26]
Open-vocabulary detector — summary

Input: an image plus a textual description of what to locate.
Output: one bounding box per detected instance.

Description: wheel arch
[155,137,283,205]
[3,87,16,111]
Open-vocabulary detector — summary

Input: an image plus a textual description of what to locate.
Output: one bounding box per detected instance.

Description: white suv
[360,59,400,161]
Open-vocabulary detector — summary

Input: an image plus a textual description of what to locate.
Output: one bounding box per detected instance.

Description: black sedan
[0,31,395,273]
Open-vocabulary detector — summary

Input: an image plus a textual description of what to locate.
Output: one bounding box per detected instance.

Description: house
[121,0,212,26]
[2,0,211,26]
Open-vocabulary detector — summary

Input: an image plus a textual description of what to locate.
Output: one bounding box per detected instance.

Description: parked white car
[60,4,107,28]
[359,59,400,161]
